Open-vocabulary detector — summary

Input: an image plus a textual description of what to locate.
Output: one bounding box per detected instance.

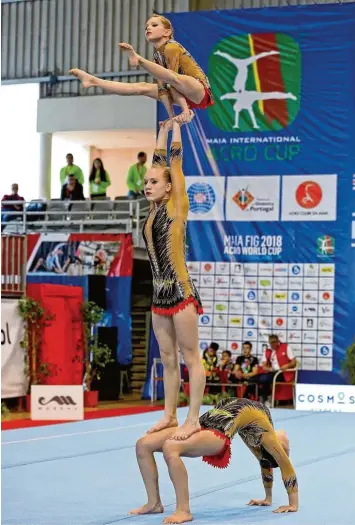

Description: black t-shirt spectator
[236,355,259,375]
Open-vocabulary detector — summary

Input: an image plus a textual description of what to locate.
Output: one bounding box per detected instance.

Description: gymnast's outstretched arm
[243,443,273,507]
[260,431,298,513]
[168,120,188,218]
[152,124,169,169]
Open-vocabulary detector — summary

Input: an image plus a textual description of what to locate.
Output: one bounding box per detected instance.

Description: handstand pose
[130,398,298,524]
[140,119,205,441]
[214,49,280,93]
[70,14,213,122]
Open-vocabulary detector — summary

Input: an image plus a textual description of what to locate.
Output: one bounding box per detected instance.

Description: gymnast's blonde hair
[150,14,174,38]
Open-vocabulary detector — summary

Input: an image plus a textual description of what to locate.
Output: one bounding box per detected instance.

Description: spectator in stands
[126,151,147,199]
[89,158,111,199]
[61,174,85,201]
[218,350,234,374]
[257,334,297,405]
[202,342,219,376]
[1,183,25,230]
[231,341,259,398]
[60,153,84,186]
[202,343,219,394]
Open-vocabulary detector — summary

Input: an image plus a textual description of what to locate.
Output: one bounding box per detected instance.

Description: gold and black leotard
[142,142,203,316]
[153,39,213,102]
[199,398,298,495]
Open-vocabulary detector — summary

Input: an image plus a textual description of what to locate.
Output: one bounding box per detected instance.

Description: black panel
[88,275,106,310]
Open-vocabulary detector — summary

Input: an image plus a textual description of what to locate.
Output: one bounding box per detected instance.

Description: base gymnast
[70,14,213,122]
[130,398,298,524]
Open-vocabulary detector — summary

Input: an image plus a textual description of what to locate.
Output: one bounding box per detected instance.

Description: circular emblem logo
[296,181,322,209]
[187,183,216,214]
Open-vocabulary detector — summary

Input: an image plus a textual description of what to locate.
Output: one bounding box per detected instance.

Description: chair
[45,200,69,229]
[68,201,92,231]
[217,369,230,394]
[1,219,23,234]
[271,366,299,408]
[119,368,131,400]
[113,199,133,220]
[90,200,114,230]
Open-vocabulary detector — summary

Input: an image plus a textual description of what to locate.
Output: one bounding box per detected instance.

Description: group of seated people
[200,335,297,406]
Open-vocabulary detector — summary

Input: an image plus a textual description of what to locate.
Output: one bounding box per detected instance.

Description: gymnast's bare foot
[69,69,97,88]
[273,504,298,513]
[146,415,178,434]
[119,43,139,67]
[163,510,193,524]
[248,498,272,506]
[169,420,201,441]
[128,501,164,515]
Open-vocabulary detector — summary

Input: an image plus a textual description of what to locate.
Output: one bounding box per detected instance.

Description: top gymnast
[144,118,206,440]
[70,14,214,122]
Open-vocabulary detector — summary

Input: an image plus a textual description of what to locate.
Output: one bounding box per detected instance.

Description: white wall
[37,94,156,133]
[1,84,40,201]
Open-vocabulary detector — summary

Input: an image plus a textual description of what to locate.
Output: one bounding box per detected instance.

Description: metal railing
[1,235,27,296]
[1,197,150,246]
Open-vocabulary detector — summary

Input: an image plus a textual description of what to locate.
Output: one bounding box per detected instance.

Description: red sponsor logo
[295,181,322,209]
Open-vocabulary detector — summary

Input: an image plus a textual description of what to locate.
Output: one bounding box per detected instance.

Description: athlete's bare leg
[70,68,158,99]
[162,430,225,523]
[118,44,205,106]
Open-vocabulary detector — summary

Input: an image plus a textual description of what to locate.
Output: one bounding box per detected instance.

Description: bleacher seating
[1,197,149,245]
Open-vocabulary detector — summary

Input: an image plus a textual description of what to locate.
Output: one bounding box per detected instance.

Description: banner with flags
[26,234,133,364]
[159,4,355,379]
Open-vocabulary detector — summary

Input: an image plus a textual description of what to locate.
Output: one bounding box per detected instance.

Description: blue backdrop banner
[158,4,355,379]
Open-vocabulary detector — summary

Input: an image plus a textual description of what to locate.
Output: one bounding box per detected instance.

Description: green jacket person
[60,153,84,186]
[89,158,111,199]
[127,152,147,198]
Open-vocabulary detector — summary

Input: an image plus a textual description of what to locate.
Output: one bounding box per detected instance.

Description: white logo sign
[1,299,27,399]
[186,177,225,221]
[31,385,84,420]
[226,176,280,222]
[296,384,355,413]
[198,327,212,339]
[281,175,337,221]
[216,262,230,275]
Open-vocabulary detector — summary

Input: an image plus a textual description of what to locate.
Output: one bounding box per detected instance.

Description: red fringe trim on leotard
[152,296,203,317]
[201,427,232,469]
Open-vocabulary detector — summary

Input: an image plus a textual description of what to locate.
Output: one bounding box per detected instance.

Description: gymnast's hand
[247,498,271,507]
[159,119,173,131]
[273,504,297,513]
[173,110,195,125]
[118,42,139,67]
